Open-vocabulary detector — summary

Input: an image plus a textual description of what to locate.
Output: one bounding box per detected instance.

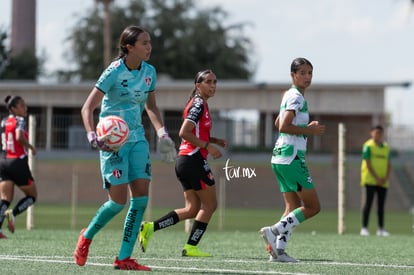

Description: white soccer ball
[96,115,129,150]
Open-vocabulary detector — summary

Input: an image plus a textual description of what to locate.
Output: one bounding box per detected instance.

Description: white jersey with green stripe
[271,86,309,165]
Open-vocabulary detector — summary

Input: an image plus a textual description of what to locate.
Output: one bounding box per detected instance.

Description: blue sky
[1,0,414,125]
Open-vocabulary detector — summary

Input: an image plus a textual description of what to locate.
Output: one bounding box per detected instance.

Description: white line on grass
[0,255,316,275]
[313,261,414,270]
[150,265,315,275]
[1,255,414,272]
[139,256,414,270]
[140,258,414,269]
[0,255,108,266]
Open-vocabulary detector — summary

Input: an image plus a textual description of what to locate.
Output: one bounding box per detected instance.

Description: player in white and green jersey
[260,57,326,263]
[271,86,309,166]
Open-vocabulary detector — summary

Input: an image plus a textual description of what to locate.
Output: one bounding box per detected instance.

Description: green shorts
[271,156,314,192]
[100,140,151,189]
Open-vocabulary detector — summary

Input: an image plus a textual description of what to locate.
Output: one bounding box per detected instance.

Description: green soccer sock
[84,200,124,239]
[118,196,148,260]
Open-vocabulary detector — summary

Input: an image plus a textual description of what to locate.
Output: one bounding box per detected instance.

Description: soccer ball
[96,115,129,150]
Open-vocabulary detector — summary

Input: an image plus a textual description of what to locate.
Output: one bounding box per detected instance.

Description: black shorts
[175,151,215,191]
[0,157,34,186]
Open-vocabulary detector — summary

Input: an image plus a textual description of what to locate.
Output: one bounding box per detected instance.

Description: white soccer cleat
[259,226,278,258]
[269,252,298,263]
[360,227,370,236]
[376,229,390,237]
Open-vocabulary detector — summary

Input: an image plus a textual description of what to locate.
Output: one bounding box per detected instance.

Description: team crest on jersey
[145,77,152,86]
[112,169,122,179]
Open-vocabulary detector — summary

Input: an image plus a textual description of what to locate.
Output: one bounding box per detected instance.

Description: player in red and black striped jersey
[177,93,212,159]
[0,95,37,239]
[139,70,227,257]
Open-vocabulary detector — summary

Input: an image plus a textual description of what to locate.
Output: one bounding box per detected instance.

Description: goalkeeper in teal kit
[73,25,176,271]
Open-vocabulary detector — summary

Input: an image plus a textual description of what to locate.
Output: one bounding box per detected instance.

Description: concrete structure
[0,80,408,152]
[11,0,36,56]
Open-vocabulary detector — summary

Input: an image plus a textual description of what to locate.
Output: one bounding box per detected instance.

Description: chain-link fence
[2,111,414,153]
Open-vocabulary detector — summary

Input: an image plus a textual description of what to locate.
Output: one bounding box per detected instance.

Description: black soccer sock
[0,200,11,228]
[154,211,179,231]
[12,196,36,217]
[186,220,208,246]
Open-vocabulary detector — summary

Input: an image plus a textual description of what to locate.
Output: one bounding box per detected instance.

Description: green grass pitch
[1,205,413,274]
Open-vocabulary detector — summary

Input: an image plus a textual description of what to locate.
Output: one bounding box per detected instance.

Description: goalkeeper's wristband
[157,127,168,138]
[87,131,96,142]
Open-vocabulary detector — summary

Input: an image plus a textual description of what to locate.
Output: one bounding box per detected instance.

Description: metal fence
[2,111,414,153]
[2,113,238,152]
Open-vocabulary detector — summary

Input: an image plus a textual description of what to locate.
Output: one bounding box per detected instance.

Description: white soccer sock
[272,212,300,235]
[275,231,292,252]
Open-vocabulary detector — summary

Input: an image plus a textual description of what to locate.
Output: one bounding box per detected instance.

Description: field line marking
[0,255,315,275]
[1,254,414,271]
[150,265,315,274]
[140,256,414,269]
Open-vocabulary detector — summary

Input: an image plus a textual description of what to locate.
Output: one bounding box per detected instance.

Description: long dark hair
[188,69,213,102]
[116,26,148,60]
[4,95,22,111]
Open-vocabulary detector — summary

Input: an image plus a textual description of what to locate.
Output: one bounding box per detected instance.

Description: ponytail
[4,95,22,111]
[187,69,213,103]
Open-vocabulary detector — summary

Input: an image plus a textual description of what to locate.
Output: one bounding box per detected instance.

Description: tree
[0,50,39,80]
[0,27,8,76]
[0,26,42,80]
[63,0,253,81]
[149,0,253,79]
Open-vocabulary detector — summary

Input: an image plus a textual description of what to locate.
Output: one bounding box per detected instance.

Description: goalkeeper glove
[87,131,112,152]
[157,127,176,163]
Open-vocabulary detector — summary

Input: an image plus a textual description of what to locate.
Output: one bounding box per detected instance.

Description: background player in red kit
[139,69,226,257]
[0,95,37,239]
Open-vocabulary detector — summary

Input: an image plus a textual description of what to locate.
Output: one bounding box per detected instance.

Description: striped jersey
[178,95,211,158]
[271,86,309,165]
[1,114,29,159]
